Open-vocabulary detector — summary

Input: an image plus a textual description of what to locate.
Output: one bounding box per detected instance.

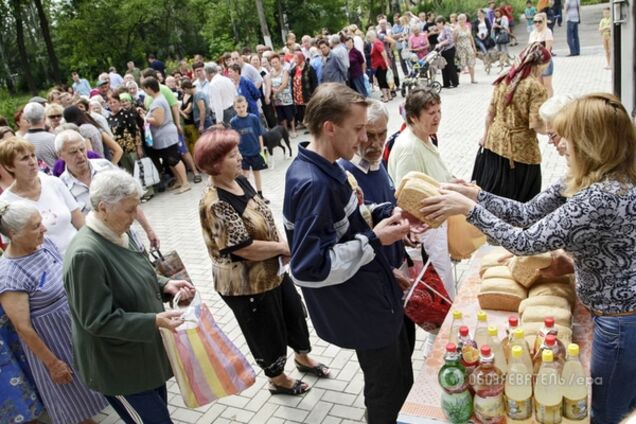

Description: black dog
[263,125,292,158]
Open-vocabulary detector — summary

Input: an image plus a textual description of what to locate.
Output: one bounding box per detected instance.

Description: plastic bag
[404,259,453,332]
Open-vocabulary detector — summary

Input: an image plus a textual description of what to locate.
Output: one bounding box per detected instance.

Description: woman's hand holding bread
[419,189,477,222]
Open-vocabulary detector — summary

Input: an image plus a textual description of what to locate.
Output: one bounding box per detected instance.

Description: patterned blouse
[484,76,548,166]
[467,179,636,314]
[199,176,283,296]
[108,109,141,154]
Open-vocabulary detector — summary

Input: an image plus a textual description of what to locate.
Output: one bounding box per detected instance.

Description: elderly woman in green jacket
[64,169,195,424]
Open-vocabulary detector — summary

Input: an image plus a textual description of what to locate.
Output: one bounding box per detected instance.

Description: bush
[414,0,528,21]
[0,90,38,128]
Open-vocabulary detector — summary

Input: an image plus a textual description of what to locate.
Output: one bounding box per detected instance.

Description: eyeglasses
[48,114,63,119]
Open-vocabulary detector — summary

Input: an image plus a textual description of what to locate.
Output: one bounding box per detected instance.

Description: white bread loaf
[508,253,553,288]
[522,322,573,345]
[482,265,513,280]
[478,247,512,277]
[529,282,577,308]
[478,278,528,312]
[521,306,572,328]
[396,175,443,228]
[518,295,572,315]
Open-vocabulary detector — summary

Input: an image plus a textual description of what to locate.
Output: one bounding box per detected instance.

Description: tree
[255,0,273,47]
[10,0,37,93]
[33,0,62,83]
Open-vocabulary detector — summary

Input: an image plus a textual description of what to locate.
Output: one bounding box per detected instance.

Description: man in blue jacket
[283,83,413,423]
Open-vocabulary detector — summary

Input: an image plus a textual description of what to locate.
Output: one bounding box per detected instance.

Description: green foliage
[0,89,46,127]
[414,0,527,20]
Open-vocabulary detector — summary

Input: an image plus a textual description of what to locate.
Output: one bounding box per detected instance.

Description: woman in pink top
[408,25,429,60]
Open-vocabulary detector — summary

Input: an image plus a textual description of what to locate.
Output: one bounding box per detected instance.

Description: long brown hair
[553,93,636,195]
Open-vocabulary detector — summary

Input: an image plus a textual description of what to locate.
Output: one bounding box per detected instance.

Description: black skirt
[471,147,541,203]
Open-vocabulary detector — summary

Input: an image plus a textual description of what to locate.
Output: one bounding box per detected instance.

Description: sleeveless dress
[455,28,476,68]
[0,239,108,424]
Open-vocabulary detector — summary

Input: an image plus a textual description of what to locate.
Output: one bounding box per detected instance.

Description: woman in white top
[528,12,554,96]
[0,138,83,254]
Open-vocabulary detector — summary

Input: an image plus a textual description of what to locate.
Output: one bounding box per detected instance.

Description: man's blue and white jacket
[283,146,404,350]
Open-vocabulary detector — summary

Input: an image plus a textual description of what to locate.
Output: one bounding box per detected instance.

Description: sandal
[174,185,192,195]
[268,379,310,396]
[193,174,202,183]
[295,360,331,378]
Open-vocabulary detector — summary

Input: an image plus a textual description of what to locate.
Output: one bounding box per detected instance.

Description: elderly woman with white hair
[0,200,108,424]
[539,94,574,156]
[63,169,195,423]
[0,137,84,254]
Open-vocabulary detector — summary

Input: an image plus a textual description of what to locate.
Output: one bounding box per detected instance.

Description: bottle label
[474,393,504,421]
[505,395,532,419]
[563,396,588,420]
[441,391,473,423]
[534,398,562,424]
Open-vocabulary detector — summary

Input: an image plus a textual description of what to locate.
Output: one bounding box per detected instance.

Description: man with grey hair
[57,129,160,248]
[205,62,238,126]
[22,102,58,168]
[330,34,350,68]
[338,99,416,353]
[317,39,347,84]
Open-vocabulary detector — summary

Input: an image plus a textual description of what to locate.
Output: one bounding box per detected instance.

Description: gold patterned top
[198,176,282,296]
[484,76,548,166]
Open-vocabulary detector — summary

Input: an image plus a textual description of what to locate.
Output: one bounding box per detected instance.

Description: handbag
[495,31,510,45]
[447,214,487,261]
[133,157,160,188]
[150,249,192,283]
[404,259,453,332]
[160,292,256,408]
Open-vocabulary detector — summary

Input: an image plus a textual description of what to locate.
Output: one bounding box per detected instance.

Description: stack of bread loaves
[477,248,528,312]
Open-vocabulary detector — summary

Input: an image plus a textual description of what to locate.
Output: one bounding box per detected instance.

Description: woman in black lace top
[421,93,636,424]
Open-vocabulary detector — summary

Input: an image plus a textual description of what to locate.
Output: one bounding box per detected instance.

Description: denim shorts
[590,314,636,423]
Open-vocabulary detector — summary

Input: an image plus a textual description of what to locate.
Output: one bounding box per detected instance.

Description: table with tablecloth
[398,246,593,424]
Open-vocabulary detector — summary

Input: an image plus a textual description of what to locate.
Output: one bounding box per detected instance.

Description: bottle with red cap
[458,326,479,375]
[502,315,519,360]
[534,316,564,354]
[533,334,565,375]
[471,345,506,423]
[438,343,473,423]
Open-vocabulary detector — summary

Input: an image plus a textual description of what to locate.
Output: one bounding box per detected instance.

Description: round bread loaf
[508,253,553,288]
[396,178,443,228]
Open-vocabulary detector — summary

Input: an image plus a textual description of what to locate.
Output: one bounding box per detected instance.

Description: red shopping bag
[404,259,453,332]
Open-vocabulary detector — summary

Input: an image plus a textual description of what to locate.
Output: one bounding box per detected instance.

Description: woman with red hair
[471,42,551,202]
[195,130,330,396]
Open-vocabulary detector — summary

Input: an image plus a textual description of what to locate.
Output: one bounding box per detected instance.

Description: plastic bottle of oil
[505,345,532,422]
[449,310,465,345]
[471,345,505,424]
[502,315,519,360]
[510,328,533,376]
[561,343,588,422]
[474,311,490,348]
[487,326,508,375]
[534,350,563,424]
[439,343,473,423]
[533,334,565,376]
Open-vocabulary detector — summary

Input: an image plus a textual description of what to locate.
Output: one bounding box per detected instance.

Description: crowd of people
[0,1,634,424]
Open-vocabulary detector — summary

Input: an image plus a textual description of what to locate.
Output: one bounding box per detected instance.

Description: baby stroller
[400,50,445,97]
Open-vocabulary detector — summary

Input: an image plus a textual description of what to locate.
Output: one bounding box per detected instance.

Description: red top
[459,326,469,337]
[480,345,492,356]
[446,343,457,353]
[545,334,557,346]
[544,317,555,327]
[508,316,519,327]
[370,39,388,70]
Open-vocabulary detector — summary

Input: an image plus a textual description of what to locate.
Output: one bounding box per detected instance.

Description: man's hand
[393,268,413,291]
[373,212,411,246]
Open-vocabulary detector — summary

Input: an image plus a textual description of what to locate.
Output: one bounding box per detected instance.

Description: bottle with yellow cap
[449,310,465,345]
[511,328,533,375]
[488,326,508,375]
[535,350,563,424]
[474,311,490,348]
[505,345,532,421]
[561,343,588,421]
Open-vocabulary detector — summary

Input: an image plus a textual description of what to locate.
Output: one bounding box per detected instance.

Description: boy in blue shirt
[230,96,269,203]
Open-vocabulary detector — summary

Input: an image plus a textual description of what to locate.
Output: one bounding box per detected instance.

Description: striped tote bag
[159,293,255,408]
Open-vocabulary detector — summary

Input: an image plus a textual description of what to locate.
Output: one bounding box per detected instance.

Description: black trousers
[356,324,414,424]
[440,47,459,88]
[221,274,311,378]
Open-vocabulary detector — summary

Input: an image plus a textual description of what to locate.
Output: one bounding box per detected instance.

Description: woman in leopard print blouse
[421,93,636,424]
[195,129,330,396]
